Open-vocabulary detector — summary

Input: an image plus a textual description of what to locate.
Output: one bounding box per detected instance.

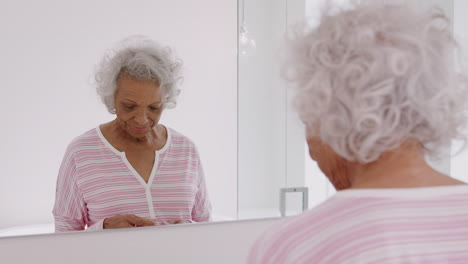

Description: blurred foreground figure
[249,1,468,263]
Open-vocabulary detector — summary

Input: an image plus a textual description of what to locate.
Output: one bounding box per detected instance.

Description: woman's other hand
[103,214,156,229]
[159,219,194,225]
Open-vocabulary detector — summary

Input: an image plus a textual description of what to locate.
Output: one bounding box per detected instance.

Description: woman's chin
[126,130,150,140]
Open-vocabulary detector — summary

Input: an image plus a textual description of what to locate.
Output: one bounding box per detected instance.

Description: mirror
[2,0,467,238]
[0,0,237,237]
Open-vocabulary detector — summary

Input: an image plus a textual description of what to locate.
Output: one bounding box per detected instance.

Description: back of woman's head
[283,0,468,163]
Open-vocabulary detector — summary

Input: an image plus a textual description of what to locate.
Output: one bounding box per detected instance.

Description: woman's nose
[134,110,148,125]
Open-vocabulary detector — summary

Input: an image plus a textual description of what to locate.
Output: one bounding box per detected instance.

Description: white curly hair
[283,0,468,163]
[95,36,183,114]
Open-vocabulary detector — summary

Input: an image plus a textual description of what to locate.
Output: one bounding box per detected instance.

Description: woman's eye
[149,106,160,111]
[124,105,135,110]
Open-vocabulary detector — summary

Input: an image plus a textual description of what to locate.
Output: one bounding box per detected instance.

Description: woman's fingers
[104,215,130,229]
[157,219,192,225]
[126,214,155,227]
[103,214,193,229]
[103,214,155,229]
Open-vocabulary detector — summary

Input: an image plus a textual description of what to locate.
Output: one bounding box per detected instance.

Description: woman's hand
[103,214,156,229]
[159,219,194,225]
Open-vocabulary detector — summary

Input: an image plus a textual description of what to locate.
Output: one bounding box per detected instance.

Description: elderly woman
[53,37,211,231]
[249,1,468,263]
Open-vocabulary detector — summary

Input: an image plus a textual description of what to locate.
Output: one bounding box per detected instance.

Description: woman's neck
[107,120,165,150]
[349,142,465,189]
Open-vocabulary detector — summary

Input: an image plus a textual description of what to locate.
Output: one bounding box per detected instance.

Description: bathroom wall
[450,0,468,183]
[238,0,306,220]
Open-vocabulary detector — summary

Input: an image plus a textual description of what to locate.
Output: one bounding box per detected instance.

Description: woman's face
[114,74,163,139]
[306,126,352,190]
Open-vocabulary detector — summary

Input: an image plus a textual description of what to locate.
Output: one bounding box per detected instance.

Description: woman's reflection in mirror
[53,36,211,232]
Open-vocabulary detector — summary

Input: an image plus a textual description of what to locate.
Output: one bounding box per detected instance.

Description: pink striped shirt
[53,126,211,232]
[248,185,468,264]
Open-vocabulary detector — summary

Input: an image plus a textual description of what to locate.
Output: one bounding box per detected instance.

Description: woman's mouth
[131,126,148,133]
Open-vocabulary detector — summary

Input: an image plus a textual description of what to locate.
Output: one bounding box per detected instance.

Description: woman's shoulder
[250,187,468,263]
[166,126,198,148]
[65,127,101,153]
[248,195,370,263]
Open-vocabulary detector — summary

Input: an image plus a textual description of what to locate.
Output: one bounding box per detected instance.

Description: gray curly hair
[283,0,468,163]
[95,36,183,114]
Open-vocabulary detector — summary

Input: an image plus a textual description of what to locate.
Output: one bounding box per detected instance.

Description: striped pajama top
[248,185,468,264]
[53,126,211,232]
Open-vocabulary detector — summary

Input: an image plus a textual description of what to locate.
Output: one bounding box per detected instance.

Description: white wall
[238,0,286,219]
[0,0,237,229]
[238,0,306,219]
[424,0,453,176]
[0,218,280,264]
[450,0,468,183]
